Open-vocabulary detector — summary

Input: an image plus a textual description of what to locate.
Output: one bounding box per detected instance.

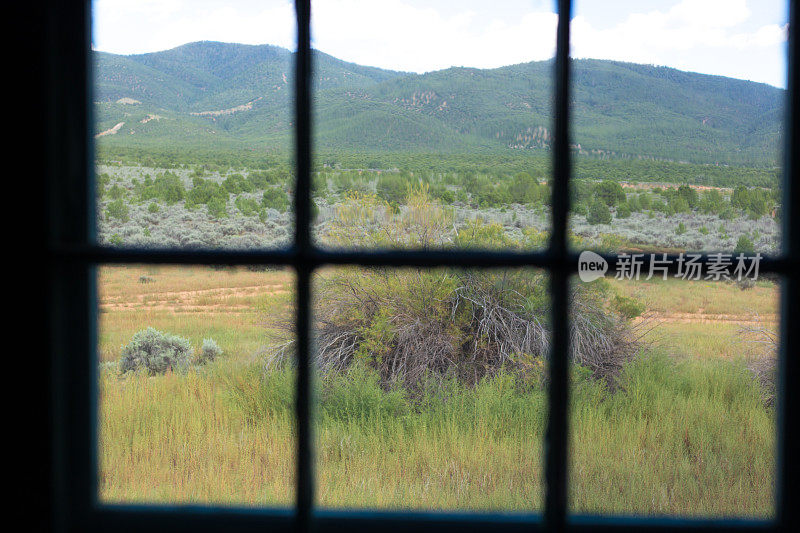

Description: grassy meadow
[98,264,777,516]
[92,32,784,519]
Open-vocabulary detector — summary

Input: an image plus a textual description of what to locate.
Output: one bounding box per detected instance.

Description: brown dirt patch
[636,312,778,325]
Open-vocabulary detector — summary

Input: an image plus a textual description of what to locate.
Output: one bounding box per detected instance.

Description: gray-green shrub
[119,327,192,375]
[198,338,223,365]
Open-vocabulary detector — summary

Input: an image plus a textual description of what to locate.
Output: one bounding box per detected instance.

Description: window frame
[44,0,799,531]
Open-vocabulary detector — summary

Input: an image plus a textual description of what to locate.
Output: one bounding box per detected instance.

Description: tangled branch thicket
[268,188,641,388]
[738,313,778,406]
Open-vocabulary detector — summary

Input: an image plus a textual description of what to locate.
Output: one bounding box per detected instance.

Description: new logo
[578,251,608,282]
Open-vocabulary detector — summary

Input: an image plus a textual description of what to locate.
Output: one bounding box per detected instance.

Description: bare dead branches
[265,268,640,390]
[738,311,777,406]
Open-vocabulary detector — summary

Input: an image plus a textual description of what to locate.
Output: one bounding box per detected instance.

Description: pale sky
[93,0,789,88]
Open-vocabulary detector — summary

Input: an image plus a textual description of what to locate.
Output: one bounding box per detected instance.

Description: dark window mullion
[545,0,573,530]
[293,0,314,529]
[777,0,799,528]
[53,245,796,275]
[47,0,97,527]
[294,0,312,253]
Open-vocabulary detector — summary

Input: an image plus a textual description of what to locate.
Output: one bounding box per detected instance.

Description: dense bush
[735,235,755,253]
[106,199,129,222]
[262,187,290,212]
[571,203,588,216]
[699,189,725,214]
[612,295,645,319]
[235,196,261,217]
[272,190,637,388]
[594,180,626,207]
[731,186,773,218]
[465,175,513,208]
[509,172,548,205]
[186,177,229,209]
[676,185,699,209]
[294,266,635,389]
[136,171,185,204]
[247,170,286,189]
[376,174,410,204]
[97,172,111,191]
[587,199,612,225]
[95,164,782,255]
[119,327,193,375]
[107,183,126,200]
[637,192,652,210]
[207,196,228,219]
[198,338,222,365]
[668,195,690,214]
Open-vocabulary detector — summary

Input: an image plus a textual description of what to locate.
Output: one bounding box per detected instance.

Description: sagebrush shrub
[271,190,637,388]
[119,327,192,375]
[198,338,222,365]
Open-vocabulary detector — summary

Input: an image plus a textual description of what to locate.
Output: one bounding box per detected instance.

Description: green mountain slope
[94,41,784,166]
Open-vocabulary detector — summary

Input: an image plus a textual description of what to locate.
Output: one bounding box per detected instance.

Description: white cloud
[669,0,751,28]
[93,0,296,53]
[311,0,556,72]
[570,0,787,86]
[729,23,788,49]
[92,0,787,86]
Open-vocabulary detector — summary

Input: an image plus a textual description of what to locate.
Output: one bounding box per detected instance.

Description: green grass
[100,354,774,515]
[570,353,774,516]
[99,364,296,505]
[607,276,778,316]
[640,322,755,360]
[97,265,776,516]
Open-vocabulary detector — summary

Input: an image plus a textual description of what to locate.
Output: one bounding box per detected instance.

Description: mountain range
[94,41,785,166]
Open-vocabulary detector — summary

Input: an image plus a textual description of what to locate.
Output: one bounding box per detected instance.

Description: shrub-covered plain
[99,259,777,515]
[97,155,779,515]
[96,161,780,253]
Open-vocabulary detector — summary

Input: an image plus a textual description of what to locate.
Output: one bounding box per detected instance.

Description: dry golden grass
[98,265,292,363]
[608,276,778,317]
[100,369,295,506]
[97,265,777,515]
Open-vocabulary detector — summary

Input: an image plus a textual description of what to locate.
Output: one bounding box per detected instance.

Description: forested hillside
[94,41,784,166]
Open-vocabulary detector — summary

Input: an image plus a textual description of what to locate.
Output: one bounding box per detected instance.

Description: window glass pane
[568,271,778,517]
[307,266,547,511]
[92,0,296,250]
[98,264,296,506]
[565,5,784,513]
[568,0,787,256]
[310,0,557,251]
